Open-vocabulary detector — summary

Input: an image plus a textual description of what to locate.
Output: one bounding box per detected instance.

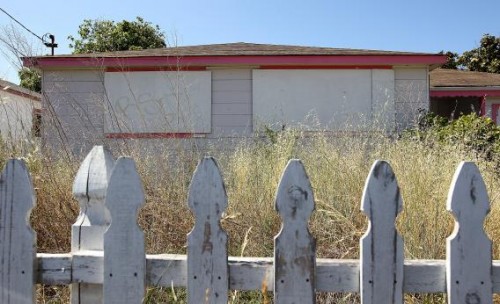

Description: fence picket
[360,160,403,304]
[446,162,492,304]
[71,146,115,304]
[274,159,316,304]
[0,160,36,304]
[104,158,145,304]
[187,157,228,304]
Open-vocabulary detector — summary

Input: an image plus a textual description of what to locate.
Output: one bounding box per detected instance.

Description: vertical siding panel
[446,162,492,304]
[393,68,429,130]
[274,160,316,304]
[0,160,36,304]
[187,157,228,304]
[360,160,403,304]
[42,70,106,154]
[211,69,252,137]
[104,158,145,304]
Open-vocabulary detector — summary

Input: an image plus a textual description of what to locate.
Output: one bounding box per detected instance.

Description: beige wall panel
[253,70,375,131]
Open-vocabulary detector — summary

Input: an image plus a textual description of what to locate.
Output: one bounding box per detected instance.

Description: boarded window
[104,71,212,133]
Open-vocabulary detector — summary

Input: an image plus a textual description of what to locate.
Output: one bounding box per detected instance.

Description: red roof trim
[106,66,207,72]
[105,132,194,139]
[430,90,500,98]
[26,55,446,68]
[259,65,392,70]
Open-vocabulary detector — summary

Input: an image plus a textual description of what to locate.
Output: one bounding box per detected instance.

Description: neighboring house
[0,79,41,144]
[24,42,445,153]
[430,68,500,122]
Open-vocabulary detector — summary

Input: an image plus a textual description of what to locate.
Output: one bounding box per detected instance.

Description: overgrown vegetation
[3,116,500,303]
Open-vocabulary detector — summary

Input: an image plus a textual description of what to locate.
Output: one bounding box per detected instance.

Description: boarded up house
[24,43,445,154]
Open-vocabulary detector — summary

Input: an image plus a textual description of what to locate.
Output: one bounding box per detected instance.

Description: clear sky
[1,0,499,84]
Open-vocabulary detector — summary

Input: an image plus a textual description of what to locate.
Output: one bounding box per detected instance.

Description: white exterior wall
[394,67,429,129]
[0,90,40,143]
[252,69,395,131]
[42,66,432,154]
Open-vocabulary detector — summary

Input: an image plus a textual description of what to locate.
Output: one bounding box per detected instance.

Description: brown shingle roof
[0,79,41,101]
[42,42,438,58]
[430,68,500,88]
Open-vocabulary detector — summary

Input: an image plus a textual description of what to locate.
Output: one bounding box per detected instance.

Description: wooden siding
[394,68,429,129]
[210,69,252,137]
[42,70,106,154]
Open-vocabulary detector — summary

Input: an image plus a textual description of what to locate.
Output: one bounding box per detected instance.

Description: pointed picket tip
[1,159,35,223]
[73,146,115,200]
[188,157,227,213]
[106,157,144,211]
[361,160,402,215]
[447,161,489,216]
[275,159,314,220]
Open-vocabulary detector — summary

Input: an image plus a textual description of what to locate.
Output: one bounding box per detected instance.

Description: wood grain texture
[71,146,115,304]
[187,157,228,304]
[104,158,145,304]
[360,160,404,304]
[274,159,316,304]
[446,162,492,304]
[0,160,36,304]
[34,253,500,294]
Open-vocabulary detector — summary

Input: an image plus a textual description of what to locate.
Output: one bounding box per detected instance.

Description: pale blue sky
[1,0,499,84]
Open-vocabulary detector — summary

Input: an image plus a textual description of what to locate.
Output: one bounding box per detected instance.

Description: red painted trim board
[106,66,207,72]
[105,133,194,139]
[259,65,392,70]
[430,90,500,98]
[26,55,447,68]
[492,104,499,123]
[480,96,486,116]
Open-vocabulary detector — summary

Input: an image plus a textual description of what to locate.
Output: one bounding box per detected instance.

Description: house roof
[430,68,500,87]
[0,79,41,102]
[24,42,446,69]
[38,42,436,57]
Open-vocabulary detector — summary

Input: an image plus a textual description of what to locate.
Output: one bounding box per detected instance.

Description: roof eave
[24,55,447,69]
[430,87,500,98]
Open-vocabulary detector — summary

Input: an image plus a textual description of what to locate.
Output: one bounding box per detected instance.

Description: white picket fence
[0,145,498,304]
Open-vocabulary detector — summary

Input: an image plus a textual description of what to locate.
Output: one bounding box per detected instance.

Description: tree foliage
[18,68,41,93]
[68,17,166,54]
[438,51,459,69]
[458,34,500,73]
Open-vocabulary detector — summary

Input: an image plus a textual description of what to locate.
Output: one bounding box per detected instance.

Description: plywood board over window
[252,70,395,131]
[104,71,211,133]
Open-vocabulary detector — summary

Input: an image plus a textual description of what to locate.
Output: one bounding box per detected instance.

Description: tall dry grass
[3,130,500,303]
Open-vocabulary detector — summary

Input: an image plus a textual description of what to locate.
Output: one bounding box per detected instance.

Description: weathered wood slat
[104,158,145,304]
[187,157,228,304]
[71,146,115,304]
[360,161,404,304]
[37,254,500,293]
[0,160,36,304]
[446,162,492,304]
[274,160,316,304]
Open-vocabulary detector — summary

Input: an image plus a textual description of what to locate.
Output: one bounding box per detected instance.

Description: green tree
[68,17,166,54]
[18,68,41,93]
[458,34,500,73]
[438,51,459,69]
